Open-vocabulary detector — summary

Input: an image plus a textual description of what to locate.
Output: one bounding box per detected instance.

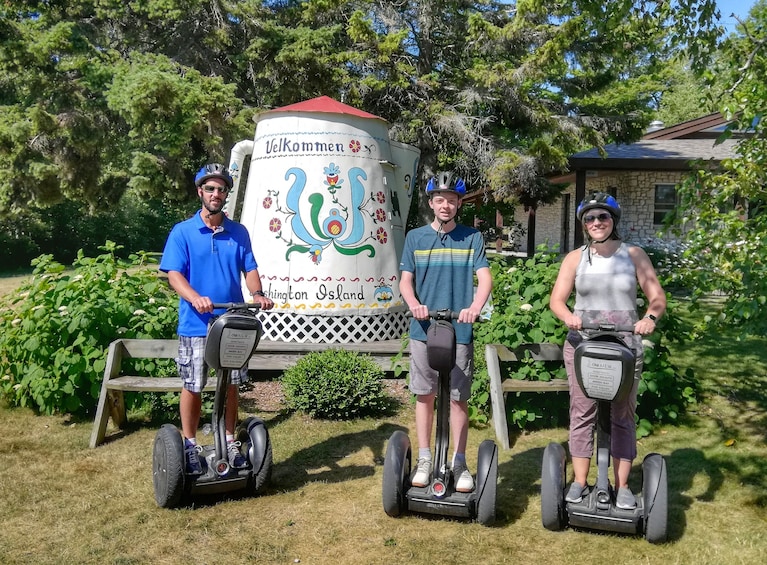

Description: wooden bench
[90,338,408,448]
[486,343,567,450]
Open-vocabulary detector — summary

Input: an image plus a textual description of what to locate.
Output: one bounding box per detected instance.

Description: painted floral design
[262,196,273,209]
[269,218,282,232]
[376,227,388,244]
[349,140,361,153]
[323,162,343,194]
[375,208,387,223]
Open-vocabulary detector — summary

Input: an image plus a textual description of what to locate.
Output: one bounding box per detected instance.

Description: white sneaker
[412,457,432,487]
[452,460,475,492]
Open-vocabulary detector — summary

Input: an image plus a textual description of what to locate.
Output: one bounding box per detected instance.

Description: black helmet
[425,171,467,196]
[576,192,621,222]
[194,163,233,189]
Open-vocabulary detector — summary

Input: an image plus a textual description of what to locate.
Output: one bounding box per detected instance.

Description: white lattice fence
[259,312,409,343]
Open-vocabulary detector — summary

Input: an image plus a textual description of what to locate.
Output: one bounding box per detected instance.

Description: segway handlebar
[406,309,483,322]
[211,302,262,311]
[580,321,636,333]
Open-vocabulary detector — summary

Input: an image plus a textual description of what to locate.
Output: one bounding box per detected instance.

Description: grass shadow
[270,422,408,492]
[496,445,546,525]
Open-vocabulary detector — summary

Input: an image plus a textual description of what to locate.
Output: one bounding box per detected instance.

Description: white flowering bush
[634,237,693,290]
[0,242,177,415]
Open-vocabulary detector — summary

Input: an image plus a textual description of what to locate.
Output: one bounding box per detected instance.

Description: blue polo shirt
[160,211,258,337]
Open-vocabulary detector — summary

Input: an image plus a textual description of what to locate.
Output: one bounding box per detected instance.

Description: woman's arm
[550,249,582,330]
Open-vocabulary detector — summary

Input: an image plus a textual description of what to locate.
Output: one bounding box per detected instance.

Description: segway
[541,322,668,543]
[382,309,498,525]
[153,302,273,508]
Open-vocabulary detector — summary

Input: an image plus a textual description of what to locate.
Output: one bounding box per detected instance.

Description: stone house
[475,113,743,254]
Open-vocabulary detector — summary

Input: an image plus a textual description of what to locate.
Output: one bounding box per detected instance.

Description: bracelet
[644,313,657,322]
[250,290,265,297]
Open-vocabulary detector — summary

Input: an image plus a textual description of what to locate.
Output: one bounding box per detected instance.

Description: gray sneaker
[565,481,587,503]
[411,457,432,487]
[452,460,475,492]
[615,486,637,510]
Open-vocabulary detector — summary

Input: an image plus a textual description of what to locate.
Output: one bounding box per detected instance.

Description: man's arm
[167,270,213,314]
[244,269,273,309]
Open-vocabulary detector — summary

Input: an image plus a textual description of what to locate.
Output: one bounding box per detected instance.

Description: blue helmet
[426,171,466,196]
[576,192,621,223]
[194,163,233,189]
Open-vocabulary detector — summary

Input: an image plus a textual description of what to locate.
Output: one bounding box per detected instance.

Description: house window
[654,184,677,225]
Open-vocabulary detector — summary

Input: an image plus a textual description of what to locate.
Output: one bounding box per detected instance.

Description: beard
[202,197,224,216]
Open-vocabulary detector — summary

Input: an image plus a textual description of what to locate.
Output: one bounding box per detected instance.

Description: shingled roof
[550,113,744,181]
[568,138,740,171]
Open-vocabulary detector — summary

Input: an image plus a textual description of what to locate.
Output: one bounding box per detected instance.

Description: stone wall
[513,170,687,252]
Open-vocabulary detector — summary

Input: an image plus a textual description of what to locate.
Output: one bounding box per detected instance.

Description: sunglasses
[583,213,612,224]
[201,184,230,194]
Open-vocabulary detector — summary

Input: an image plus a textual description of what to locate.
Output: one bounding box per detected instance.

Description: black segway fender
[541,441,567,531]
[642,452,668,544]
[245,417,270,475]
[475,439,498,525]
[382,430,411,517]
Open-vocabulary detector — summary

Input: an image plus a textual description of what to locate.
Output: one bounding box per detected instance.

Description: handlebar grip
[406,309,479,322]
[211,302,261,310]
[580,322,636,333]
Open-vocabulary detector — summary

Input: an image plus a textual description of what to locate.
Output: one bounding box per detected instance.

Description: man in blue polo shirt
[160,163,273,475]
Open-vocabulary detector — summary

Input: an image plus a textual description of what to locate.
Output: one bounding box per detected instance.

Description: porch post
[574,170,586,248]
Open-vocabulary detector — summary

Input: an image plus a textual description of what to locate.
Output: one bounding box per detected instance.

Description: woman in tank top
[549,192,667,510]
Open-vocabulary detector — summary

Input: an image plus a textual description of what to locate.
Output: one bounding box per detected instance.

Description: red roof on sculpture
[263,96,385,122]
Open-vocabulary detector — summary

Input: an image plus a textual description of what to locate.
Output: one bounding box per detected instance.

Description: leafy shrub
[471,246,700,436]
[0,242,178,415]
[281,349,392,419]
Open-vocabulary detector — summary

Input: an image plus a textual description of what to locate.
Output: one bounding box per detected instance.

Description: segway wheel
[238,417,273,495]
[541,442,567,531]
[382,430,411,517]
[642,453,668,544]
[475,439,498,526]
[153,424,185,508]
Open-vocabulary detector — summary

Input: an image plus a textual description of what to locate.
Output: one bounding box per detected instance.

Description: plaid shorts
[176,336,249,393]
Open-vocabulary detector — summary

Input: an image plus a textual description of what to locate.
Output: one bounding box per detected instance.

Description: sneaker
[452,460,475,493]
[615,486,637,510]
[227,441,247,468]
[184,441,204,475]
[565,481,587,503]
[411,457,432,487]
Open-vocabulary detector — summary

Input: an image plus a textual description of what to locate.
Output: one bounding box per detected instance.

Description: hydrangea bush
[0,242,178,415]
[471,247,699,436]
